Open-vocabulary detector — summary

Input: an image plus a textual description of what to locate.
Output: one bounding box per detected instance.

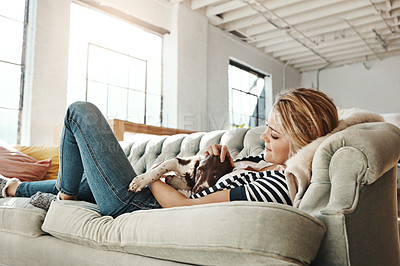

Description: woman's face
[260,110,290,165]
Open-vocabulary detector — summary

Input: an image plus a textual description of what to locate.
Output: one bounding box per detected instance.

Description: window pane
[87,81,108,117]
[147,62,161,95]
[248,73,258,94]
[0,108,18,144]
[146,93,161,126]
[228,65,240,91]
[232,89,245,127]
[0,0,25,22]
[127,90,145,124]
[108,86,128,120]
[249,116,257,128]
[254,77,264,96]
[239,69,249,92]
[0,16,24,64]
[128,60,146,92]
[0,63,21,109]
[247,94,258,117]
[108,52,129,88]
[87,45,109,83]
[258,95,266,120]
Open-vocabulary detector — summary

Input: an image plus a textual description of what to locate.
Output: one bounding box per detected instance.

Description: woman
[0,88,338,217]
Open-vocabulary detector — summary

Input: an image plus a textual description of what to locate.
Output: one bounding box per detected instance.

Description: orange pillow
[0,140,52,182]
[13,145,59,180]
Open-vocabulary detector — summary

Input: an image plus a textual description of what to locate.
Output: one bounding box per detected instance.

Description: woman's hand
[203,144,234,167]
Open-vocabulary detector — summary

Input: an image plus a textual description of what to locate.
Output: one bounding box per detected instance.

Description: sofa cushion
[42,201,326,265]
[0,197,46,237]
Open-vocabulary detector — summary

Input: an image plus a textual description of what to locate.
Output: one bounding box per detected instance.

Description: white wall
[207,25,300,131]
[24,0,301,144]
[22,0,70,145]
[168,3,209,131]
[163,3,301,131]
[301,55,400,114]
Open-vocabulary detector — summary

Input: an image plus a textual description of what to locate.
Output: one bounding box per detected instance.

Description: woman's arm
[149,180,230,208]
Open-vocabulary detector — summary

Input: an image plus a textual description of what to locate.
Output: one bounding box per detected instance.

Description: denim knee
[68,101,98,115]
[67,101,104,125]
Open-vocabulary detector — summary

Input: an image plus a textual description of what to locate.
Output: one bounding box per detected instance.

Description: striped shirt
[190,154,292,205]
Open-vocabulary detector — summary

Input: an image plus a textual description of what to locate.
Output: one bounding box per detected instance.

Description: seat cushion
[0,197,46,237]
[42,201,326,265]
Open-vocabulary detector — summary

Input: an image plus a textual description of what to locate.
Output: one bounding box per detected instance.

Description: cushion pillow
[14,145,59,180]
[43,201,326,265]
[0,197,46,237]
[0,140,51,182]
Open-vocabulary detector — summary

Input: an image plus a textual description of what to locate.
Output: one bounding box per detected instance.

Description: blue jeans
[16,101,160,217]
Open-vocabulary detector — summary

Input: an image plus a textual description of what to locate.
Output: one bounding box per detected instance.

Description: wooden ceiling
[173,0,400,72]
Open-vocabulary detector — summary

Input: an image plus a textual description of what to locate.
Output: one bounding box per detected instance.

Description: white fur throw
[285,108,384,208]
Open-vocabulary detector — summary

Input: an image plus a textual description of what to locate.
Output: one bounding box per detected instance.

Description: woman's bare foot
[59,193,77,201]
[7,181,19,197]
[0,175,21,198]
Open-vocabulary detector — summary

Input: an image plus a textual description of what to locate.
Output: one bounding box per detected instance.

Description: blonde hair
[273,88,338,156]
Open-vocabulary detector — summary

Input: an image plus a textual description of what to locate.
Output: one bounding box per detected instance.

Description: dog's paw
[129,172,158,193]
[128,174,149,193]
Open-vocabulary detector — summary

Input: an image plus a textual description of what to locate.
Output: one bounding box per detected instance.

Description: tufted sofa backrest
[121,126,266,175]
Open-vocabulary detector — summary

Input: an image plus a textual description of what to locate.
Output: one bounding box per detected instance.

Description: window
[0,0,28,144]
[68,2,162,126]
[228,60,270,129]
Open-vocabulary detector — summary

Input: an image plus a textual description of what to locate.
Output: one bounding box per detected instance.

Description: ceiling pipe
[283,61,289,90]
[373,28,388,50]
[240,0,330,66]
[340,18,382,60]
[316,63,331,90]
[368,0,397,34]
[254,1,317,46]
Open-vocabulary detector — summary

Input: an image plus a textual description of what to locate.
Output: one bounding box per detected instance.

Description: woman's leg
[57,101,159,217]
[14,175,96,203]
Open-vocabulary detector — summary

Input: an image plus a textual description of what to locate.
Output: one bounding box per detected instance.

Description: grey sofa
[1,122,399,265]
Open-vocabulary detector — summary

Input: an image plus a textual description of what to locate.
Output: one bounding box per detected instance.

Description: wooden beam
[206,1,245,17]
[191,0,220,10]
[169,0,186,3]
[108,119,197,141]
[54,119,197,144]
[298,47,400,72]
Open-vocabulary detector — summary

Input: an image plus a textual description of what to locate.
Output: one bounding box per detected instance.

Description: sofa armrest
[303,122,400,214]
[300,122,400,266]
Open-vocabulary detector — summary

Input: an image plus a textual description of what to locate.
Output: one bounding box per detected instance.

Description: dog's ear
[165,173,192,191]
[191,155,234,194]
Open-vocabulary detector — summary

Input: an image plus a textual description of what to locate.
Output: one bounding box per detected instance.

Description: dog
[128,155,234,197]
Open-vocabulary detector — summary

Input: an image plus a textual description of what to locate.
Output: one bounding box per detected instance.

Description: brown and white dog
[128,155,234,197]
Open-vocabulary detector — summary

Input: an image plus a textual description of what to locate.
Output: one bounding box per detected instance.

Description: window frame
[228,59,270,129]
[0,0,29,144]
[85,43,151,123]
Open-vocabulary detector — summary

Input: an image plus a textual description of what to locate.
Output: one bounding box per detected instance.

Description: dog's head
[192,155,234,194]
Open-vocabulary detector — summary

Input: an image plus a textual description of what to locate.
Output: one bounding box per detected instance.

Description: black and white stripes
[190,169,292,205]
